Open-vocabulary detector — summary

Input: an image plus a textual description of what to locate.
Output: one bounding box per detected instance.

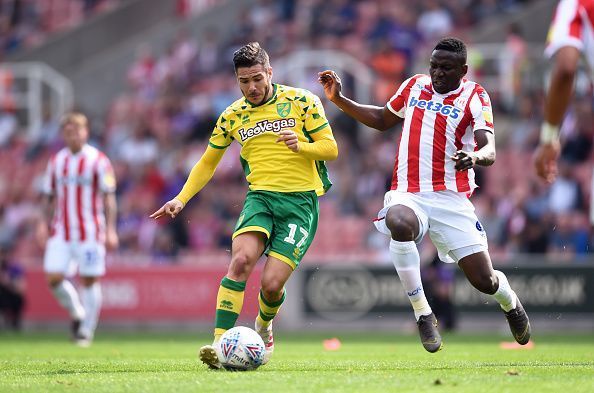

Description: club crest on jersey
[476,221,483,231]
[408,97,461,119]
[454,97,468,108]
[276,102,291,118]
[238,118,296,142]
[478,91,490,103]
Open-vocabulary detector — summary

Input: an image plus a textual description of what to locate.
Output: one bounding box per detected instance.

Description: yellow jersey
[209,83,333,196]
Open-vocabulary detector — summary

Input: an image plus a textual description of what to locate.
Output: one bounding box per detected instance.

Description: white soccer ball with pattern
[218,326,265,371]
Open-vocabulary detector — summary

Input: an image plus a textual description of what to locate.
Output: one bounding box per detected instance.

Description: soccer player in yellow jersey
[150,42,338,368]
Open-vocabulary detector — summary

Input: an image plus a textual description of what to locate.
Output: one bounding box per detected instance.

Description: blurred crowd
[1,0,593,269]
[0,0,122,59]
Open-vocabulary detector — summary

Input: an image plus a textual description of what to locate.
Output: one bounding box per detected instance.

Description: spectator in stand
[416,0,453,41]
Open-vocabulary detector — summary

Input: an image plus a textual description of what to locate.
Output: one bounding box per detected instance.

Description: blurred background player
[150,42,337,368]
[319,37,531,352]
[37,112,118,346]
[534,0,594,183]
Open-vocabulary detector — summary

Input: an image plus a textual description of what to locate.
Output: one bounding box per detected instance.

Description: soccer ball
[218,326,265,371]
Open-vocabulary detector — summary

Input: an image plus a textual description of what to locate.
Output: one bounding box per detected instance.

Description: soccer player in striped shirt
[151,42,338,368]
[535,0,594,183]
[37,112,118,347]
[319,37,531,352]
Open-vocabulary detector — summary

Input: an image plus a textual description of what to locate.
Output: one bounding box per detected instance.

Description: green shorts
[232,190,319,270]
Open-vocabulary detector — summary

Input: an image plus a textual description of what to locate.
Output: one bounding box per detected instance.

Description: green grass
[0,331,592,393]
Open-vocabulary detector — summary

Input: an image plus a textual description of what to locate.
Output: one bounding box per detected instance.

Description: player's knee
[80,276,98,287]
[46,274,64,288]
[556,58,579,80]
[228,253,253,279]
[260,279,284,300]
[386,217,416,241]
[469,273,498,295]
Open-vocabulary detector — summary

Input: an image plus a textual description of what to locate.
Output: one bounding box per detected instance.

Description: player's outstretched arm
[150,145,225,219]
[318,70,400,131]
[543,46,580,131]
[534,46,580,183]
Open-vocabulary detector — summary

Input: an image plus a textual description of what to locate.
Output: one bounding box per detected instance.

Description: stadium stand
[2,0,593,268]
[0,0,125,58]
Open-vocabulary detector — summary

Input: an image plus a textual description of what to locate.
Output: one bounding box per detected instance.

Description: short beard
[253,83,270,107]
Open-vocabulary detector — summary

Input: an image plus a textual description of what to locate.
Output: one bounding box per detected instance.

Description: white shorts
[43,237,106,277]
[374,190,488,263]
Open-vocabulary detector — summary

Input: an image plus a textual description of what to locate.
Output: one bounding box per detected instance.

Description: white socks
[80,282,102,338]
[52,280,85,320]
[390,240,432,320]
[492,270,517,312]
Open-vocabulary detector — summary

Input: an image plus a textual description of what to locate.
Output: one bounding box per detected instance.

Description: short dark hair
[232,42,270,70]
[434,37,467,63]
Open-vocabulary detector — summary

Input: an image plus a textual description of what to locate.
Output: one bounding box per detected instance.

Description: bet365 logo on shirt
[408,97,461,119]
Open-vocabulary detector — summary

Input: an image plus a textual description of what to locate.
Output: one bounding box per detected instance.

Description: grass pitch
[0,331,592,393]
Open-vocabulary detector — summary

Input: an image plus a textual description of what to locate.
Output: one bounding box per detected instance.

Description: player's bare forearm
[104,193,118,232]
[39,195,55,227]
[473,130,496,166]
[544,46,580,127]
[104,192,119,250]
[35,195,54,246]
[331,94,392,131]
[452,130,495,171]
[318,70,399,131]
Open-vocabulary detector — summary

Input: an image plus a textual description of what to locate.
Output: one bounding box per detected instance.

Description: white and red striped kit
[373,75,493,262]
[545,0,594,77]
[42,144,116,243]
[386,74,494,194]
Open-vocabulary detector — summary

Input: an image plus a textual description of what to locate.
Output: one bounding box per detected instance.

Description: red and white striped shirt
[545,0,594,78]
[42,144,116,243]
[387,74,494,193]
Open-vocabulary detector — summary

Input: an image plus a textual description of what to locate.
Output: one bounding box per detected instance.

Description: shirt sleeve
[545,0,585,58]
[386,74,420,118]
[303,92,330,134]
[298,126,338,161]
[208,111,234,149]
[175,145,225,205]
[98,156,117,193]
[469,86,495,133]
